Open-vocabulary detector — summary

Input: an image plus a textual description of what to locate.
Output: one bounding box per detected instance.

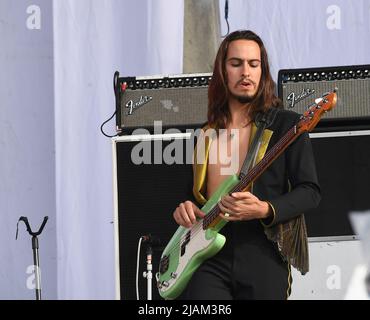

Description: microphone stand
[16,216,48,300]
[141,234,162,300]
[143,244,153,300]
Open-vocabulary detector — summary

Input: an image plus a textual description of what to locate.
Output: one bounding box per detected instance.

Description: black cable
[221,0,230,38]
[100,110,118,138]
[100,71,121,138]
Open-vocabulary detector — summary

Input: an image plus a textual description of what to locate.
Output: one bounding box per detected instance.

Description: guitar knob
[171,272,178,279]
[162,281,170,288]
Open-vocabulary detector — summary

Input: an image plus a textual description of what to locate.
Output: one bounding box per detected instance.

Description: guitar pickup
[159,255,170,274]
[180,230,191,256]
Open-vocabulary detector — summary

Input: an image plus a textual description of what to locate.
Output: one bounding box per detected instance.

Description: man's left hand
[218,191,272,221]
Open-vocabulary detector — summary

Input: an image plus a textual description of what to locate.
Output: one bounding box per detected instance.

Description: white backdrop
[53,0,183,299]
[0,0,183,300]
[220,0,370,79]
[0,0,56,300]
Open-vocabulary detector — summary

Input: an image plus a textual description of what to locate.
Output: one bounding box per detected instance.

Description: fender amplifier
[278,65,370,130]
[114,72,211,134]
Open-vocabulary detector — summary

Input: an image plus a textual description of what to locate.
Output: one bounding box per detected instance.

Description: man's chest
[206,128,251,198]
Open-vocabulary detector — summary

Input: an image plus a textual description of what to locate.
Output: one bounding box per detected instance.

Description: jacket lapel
[192,124,274,204]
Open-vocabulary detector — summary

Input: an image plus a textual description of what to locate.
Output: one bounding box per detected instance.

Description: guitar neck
[235,125,299,193]
[203,125,301,229]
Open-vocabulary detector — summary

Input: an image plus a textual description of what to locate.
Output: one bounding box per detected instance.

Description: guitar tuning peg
[321,92,330,98]
[307,102,317,109]
[322,88,338,97]
[315,98,323,104]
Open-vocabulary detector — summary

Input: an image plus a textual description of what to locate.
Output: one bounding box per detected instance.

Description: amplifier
[112,133,195,299]
[278,65,370,128]
[114,72,211,134]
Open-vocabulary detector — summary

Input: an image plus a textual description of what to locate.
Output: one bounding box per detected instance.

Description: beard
[231,92,256,104]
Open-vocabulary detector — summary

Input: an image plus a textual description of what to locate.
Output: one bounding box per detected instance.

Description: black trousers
[178,220,291,300]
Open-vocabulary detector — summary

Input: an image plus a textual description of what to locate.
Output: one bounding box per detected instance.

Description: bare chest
[206,128,251,199]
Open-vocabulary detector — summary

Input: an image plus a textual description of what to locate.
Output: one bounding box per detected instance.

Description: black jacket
[254,109,321,226]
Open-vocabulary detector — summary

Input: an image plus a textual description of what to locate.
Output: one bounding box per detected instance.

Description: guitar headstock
[297,90,338,133]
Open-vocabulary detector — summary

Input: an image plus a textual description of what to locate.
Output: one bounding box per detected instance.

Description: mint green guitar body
[157,174,240,300]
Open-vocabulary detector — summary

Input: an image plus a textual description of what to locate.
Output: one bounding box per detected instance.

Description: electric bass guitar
[157,90,337,299]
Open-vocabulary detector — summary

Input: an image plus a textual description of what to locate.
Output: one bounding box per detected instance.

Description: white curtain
[53,0,183,299]
[0,0,56,300]
[219,0,370,79]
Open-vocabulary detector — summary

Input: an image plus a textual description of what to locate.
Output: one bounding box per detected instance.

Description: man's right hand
[173,201,206,228]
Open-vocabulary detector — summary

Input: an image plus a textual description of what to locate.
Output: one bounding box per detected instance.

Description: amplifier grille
[120,86,208,129]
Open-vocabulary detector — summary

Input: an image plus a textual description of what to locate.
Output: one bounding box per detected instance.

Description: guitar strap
[239,108,278,180]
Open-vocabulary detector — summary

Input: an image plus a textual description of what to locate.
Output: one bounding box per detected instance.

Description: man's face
[225,39,262,103]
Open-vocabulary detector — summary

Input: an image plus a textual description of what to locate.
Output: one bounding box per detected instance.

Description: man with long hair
[172,30,321,299]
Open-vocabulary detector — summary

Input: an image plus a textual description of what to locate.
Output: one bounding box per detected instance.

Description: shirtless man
[173,30,321,300]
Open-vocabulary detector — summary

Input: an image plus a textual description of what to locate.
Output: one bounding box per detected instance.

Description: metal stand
[143,245,153,300]
[16,216,48,300]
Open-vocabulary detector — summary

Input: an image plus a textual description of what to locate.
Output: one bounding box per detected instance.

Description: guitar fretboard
[202,125,298,229]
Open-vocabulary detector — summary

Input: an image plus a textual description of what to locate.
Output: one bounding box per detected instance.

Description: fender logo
[286,88,315,109]
[125,96,153,115]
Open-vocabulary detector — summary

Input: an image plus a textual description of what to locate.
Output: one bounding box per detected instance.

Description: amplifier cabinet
[114,72,211,134]
[112,132,197,300]
[278,65,370,129]
[307,130,370,240]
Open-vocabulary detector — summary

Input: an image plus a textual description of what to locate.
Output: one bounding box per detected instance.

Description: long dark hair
[208,30,281,129]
